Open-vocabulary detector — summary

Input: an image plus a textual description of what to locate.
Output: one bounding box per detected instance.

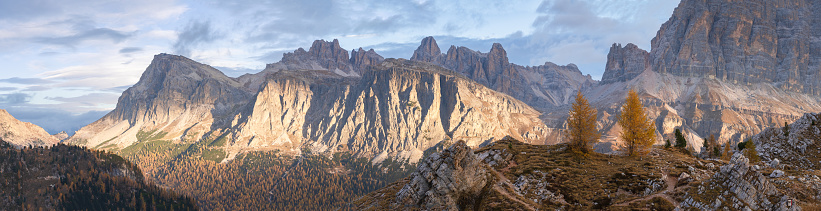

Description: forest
[0,140,198,210]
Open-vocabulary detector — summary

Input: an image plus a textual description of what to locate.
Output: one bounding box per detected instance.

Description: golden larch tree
[617,89,656,157]
[566,91,600,156]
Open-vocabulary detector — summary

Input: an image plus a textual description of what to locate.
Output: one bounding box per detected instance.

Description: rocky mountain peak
[0,109,59,147]
[601,43,649,84]
[411,36,442,63]
[268,39,383,76]
[350,47,384,71]
[409,37,595,112]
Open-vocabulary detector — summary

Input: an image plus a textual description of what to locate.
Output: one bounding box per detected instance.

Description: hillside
[354,138,817,210]
[0,140,197,210]
[0,109,59,148]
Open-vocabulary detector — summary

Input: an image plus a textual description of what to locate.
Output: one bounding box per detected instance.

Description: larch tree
[617,89,656,157]
[566,91,600,156]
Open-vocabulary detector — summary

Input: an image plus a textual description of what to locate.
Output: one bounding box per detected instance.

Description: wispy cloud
[0,77,54,84]
[173,20,221,57]
[0,92,31,105]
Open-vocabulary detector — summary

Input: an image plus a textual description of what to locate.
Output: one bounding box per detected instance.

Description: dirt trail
[489,167,539,211]
[613,171,679,207]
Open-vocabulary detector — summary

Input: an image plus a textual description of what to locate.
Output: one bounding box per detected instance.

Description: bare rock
[410,37,595,113]
[770,170,785,178]
[650,0,821,95]
[601,43,649,83]
[0,109,60,147]
[395,141,492,210]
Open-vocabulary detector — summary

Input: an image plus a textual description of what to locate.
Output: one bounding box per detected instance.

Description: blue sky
[0,0,679,134]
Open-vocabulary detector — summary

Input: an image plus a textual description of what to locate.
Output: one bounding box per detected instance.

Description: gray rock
[771,159,781,168]
[395,141,491,210]
[770,170,785,178]
[601,43,649,84]
[409,36,596,113]
[650,0,821,95]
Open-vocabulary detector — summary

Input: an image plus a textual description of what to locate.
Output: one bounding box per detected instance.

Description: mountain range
[19,0,819,162]
[2,0,821,209]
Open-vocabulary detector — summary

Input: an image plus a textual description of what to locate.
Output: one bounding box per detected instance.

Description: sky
[0,0,680,134]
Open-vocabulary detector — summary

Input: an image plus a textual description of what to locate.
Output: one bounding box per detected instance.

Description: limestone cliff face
[229,59,550,160]
[650,0,821,95]
[590,0,821,150]
[69,47,548,163]
[69,54,253,149]
[0,109,59,147]
[410,37,596,111]
[601,43,650,84]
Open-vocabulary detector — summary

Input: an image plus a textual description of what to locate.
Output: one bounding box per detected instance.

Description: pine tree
[743,141,761,163]
[566,91,600,157]
[674,129,686,148]
[721,142,732,160]
[617,89,656,157]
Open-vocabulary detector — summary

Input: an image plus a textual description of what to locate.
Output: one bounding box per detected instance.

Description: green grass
[208,134,228,147]
[94,136,118,149]
[136,129,168,142]
[201,148,227,162]
[119,140,190,159]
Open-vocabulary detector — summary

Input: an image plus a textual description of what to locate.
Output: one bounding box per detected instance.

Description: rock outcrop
[680,153,800,210]
[410,36,596,111]
[0,109,59,147]
[395,141,492,210]
[754,113,821,169]
[650,0,821,95]
[601,43,649,84]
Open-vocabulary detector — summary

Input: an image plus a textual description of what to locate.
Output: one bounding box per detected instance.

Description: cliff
[229,59,551,160]
[650,0,821,95]
[69,48,549,163]
[410,36,596,111]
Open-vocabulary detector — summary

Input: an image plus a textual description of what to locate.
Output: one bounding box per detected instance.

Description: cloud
[0,87,17,91]
[3,107,109,135]
[173,20,221,57]
[0,93,32,105]
[33,27,133,48]
[215,0,435,46]
[119,47,143,54]
[21,86,51,92]
[0,77,54,84]
[46,92,120,106]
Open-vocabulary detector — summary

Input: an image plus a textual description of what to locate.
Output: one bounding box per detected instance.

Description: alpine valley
[2,0,821,210]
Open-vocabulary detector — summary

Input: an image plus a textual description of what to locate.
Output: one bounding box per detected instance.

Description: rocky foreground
[354,136,818,210]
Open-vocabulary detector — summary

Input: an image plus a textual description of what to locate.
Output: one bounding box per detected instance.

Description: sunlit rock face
[0,109,59,147]
[69,41,549,164]
[230,59,551,160]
